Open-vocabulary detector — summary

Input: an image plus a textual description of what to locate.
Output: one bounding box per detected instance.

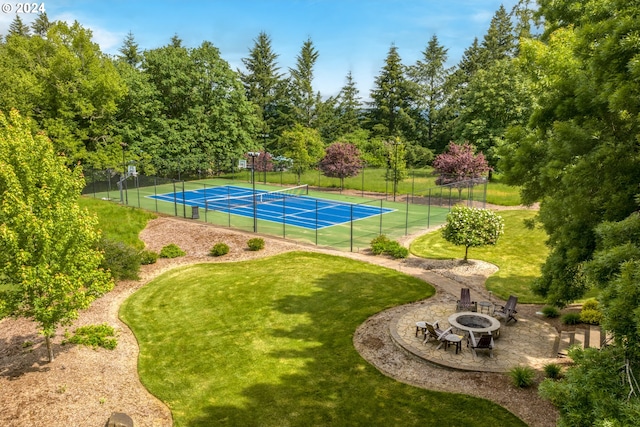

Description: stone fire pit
[448,312,501,338]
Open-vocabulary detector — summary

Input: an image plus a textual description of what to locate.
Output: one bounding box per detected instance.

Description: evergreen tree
[239,31,289,150]
[335,71,363,136]
[289,38,319,127]
[479,5,516,66]
[8,15,30,37]
[118,31,142,67]
[367,44,415,142]
[408,34,454,151]
[31,12,52,37]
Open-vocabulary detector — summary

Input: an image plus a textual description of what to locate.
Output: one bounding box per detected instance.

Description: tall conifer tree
[289,38,319,128]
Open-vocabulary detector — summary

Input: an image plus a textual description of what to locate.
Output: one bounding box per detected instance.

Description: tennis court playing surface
[149,185,393,230]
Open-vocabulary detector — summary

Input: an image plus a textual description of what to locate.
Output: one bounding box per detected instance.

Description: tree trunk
[45,335,55,362]
[464,246,469,262]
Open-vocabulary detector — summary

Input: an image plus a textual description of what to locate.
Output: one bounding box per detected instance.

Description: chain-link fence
[82,169,487,252]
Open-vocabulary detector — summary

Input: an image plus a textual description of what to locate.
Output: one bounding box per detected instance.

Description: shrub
[65,323,117,350]
[581,299,599,311]
[210,243,230,257]
[247,238,265,251]
[562,312,582,325]
[385,240,409,259]
[509,366,536,388]
[370,235,391,255]
[541,305,560,318]
[369,235,408,258]
[580,309,603,325]
[139,250,158,265]
[98,238,141,280]
[543,363,563,379]
[159,243,186,258]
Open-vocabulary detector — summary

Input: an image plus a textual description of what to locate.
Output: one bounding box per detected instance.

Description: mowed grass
[410,210,548,303]
[78,196,156,249]
[120,252,526,427]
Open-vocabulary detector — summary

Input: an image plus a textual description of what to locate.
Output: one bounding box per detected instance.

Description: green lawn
[410,210,549,303]
[120,252,527,427]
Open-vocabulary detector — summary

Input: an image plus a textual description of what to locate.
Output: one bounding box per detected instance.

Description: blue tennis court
[148,185,394,230]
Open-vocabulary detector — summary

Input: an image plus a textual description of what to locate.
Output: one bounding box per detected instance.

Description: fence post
[483,178,488,208]
[154,177,158,212]
[350,204,354,252]
[379,199,383,235]
[405,192,409,235]
[315,199,319,246]
[427,188,431,228]
[182,181,186,218]
[107,171,111,200]
[172,181,177,217]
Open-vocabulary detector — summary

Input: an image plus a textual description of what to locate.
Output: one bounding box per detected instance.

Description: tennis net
[204,184,309,211]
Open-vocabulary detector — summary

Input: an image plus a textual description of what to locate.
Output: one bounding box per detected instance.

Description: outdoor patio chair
[493,295,518,323]
[456,288,477,312]
[468,332,494,359]
[424,321,453,349]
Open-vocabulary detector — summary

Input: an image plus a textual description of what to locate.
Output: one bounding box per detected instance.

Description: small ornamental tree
[318,142,363,190]
[432,142,490,189]
[250,150,274,173]
[441,206,504,261]
[385,139,408,201]
[0,110,113,362]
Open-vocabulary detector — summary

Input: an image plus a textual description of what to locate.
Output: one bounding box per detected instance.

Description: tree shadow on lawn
[188,271,525,427]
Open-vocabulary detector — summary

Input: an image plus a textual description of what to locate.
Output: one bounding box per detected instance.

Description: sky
[0,0,521,98]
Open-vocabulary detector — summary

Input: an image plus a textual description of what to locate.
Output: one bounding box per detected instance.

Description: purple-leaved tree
[318,142,363,191]
[432,142,491,189]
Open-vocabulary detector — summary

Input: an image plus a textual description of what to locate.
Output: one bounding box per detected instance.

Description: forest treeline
[0,3,533,178]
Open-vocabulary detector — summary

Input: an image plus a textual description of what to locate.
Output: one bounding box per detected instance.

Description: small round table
[415,321,427,337]
[444,334,463,354]
[478,301,493,314]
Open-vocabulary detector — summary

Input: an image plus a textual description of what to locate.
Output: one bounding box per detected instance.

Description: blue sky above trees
[0,0,519,97]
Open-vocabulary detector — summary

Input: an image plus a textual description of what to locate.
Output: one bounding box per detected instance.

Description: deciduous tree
[441,206,504,261]
[319,142,363,190]
[499,0,640,304]
[0,110,113,362]
[279,124,324,184]
[432,142,490,186]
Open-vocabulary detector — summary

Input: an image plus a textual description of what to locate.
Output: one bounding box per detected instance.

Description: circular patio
[389,301,560,373]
